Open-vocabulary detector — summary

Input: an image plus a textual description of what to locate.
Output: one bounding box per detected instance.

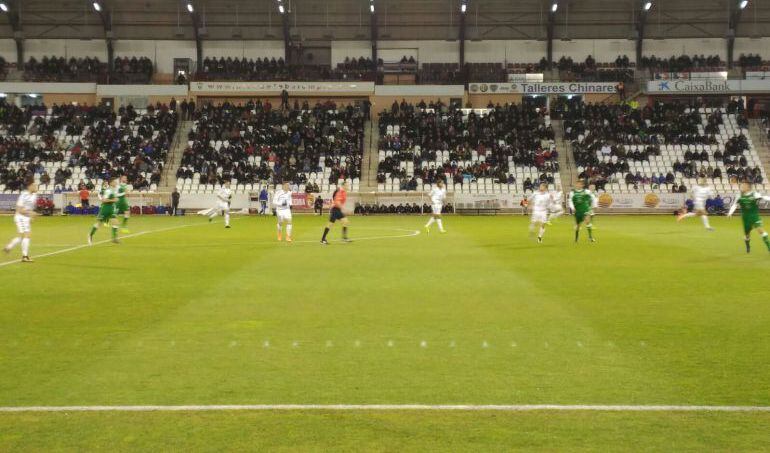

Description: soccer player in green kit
[116,175,131,233]
[568,179,597,243]
[727,181,770,254]
[88,178,120,245]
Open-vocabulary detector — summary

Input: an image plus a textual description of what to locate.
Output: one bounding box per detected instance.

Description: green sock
[89,226,97,238]
[587,225,593,239]
[112,227,118,240]
[745,238,751,254]
[574,229,579,242]
[122,217,128,227]
[762,234,770,251]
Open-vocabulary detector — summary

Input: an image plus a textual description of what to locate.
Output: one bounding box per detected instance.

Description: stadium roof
[1,0,767,42]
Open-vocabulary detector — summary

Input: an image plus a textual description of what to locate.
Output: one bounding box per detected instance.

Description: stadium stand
[111,57,155,84]
[354,202,454,215]
[565,100,769,194]
[556,55,634,82]
[195,57,372,81]
[23,56,108,83]
[376,101,560,194]
[0,101,178,195]
[640,54,725,72]
[175,100,364,195]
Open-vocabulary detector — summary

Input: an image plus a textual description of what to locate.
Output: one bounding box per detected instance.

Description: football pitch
[1,213,770,451]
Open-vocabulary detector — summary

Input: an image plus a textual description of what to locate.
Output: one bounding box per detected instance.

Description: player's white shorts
[217,201,230,212]
[276,209,292,222]
[431,203,443,215]
[14,214,31,234]
[694,201,706,211]
[530,210,548,224]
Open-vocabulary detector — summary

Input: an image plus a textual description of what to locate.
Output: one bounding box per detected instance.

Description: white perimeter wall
[553,39,635,61]
[642,38,727,60]
[0,38,767,73]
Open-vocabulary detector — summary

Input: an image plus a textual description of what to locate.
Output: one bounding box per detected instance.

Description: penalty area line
[0,404,769,413]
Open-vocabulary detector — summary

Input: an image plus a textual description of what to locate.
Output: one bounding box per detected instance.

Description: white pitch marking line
[0,221,210,268]
[0,404,769,413]
[0,225,420,267]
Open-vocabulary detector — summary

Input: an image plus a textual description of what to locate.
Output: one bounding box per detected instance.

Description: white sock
[207,208,217,218]
[539,227,545,238]
[701,215,711,229]
[682,212,696,219]
[277,223,282,235]
[21,238,30,256]
[437,219,444,231]
[529,223,535,233]
[224,212,230,226]
[287,224,293,237]
[549,210,563,220]
[426,217,435,228]
[6,237,21,250]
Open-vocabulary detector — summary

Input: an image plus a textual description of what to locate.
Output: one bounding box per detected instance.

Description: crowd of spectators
[555,55,634,82]
[736,53,764,69]
[23,56,107,82]
[111,57,154,84]
[177,100,364,187]
[354,202,454,215]
[564,99,761,191]
[335,57,377,80]
[640,54,724,74]
[0,100,178,192]
[196,56,374,81]
[376,100,558,190]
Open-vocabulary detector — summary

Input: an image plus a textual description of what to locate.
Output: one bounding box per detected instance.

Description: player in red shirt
[321,182,351,245]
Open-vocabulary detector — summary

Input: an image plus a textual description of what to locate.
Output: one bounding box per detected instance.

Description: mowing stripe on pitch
[0,404,769,413]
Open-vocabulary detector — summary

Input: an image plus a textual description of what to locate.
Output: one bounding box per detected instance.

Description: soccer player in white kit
[529,183,553,243]
[677,177,715,230]
[547,189,565,223]
[208,181,233,228]
[273,182,293,242]
[424,179,447,233]
[3,181,38,263]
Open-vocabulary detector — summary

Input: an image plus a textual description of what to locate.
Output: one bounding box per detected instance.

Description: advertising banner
[190,81,375,94]
[646,79,770,94]
[594,192,685,209]
[469,82,617,95]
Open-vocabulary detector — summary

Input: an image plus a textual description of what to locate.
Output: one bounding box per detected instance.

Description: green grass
[1,213,769,451]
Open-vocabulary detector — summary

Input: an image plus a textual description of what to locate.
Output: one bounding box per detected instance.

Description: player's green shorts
[97,205,116,223]
[116,199,129,214]
[575,210,591,224]
[742,215,763,235]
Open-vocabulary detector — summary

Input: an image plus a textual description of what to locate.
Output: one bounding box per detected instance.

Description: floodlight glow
[643,1,653,11]
[186,2,194,13]
[278,4,285,13]
[461,3,467,13]
[0,3,8,13]
[551,3,558,13]
[739,0,748,9]
[370,4,375,12]
[93,2,102,12]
